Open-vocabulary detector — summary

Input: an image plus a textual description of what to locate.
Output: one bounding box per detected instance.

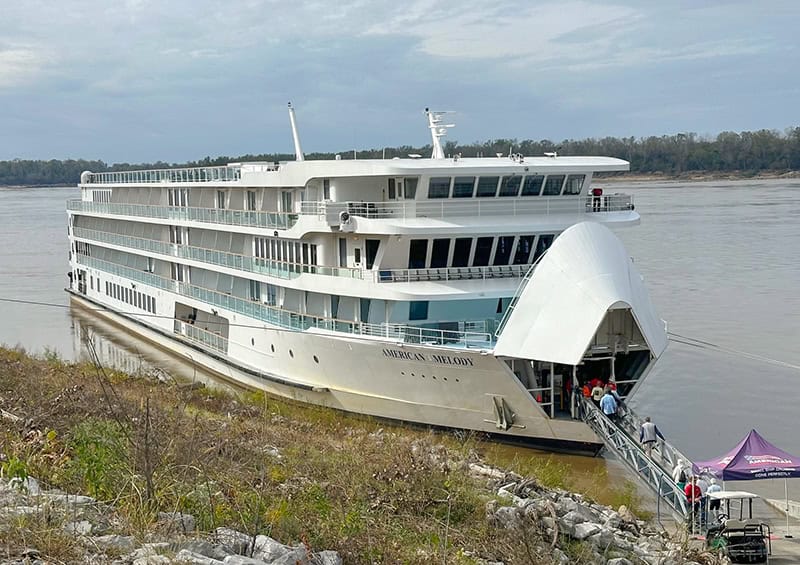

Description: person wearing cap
[707,477,722,516]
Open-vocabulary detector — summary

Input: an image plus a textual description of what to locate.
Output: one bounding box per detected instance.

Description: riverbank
[597,170,800,183]
[0,347,722,564]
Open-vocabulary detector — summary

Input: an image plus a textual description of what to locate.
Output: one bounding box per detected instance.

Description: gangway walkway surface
[577,397,690,521]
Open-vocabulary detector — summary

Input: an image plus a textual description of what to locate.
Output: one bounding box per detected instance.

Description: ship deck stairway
[577,397,692,522]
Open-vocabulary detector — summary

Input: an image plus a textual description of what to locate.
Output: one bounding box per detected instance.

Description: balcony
[300,194,634,223]
[67,200,298,230]
[75,255,495,349]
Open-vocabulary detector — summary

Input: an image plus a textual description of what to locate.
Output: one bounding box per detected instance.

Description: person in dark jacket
[639,416,664,457]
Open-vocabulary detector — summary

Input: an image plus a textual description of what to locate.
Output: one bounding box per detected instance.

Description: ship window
[323,178,331,200]
[310,244,318,266]
[313,355,319,364]
[452,176,476,198]
[499,176,522,197]
[404,178,418,199]
[365,239,380,269]
[408,239,428,269]
[338,238,347,267]
[452,238,472,267]
[216,190,226,209]
[354,248,361,265]
[428,177,451,199]
[476,176,499,197]
[493,236,515,265]
[409,301,429,321]
[331,295,340,318]
[473,237,494,267]
[360,298,371,322]
[542,175,565,196]
[246,190,257,211]
[533,234,555,262]
[563,174,585,195]
[388,178,396,199]
[430,239,450,268]
[521,175,544,196]
[513,235,535,264]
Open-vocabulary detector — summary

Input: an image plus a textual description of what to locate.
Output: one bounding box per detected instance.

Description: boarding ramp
[578,397,689,521]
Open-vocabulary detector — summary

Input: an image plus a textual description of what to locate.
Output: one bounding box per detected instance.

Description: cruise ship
[66,105,668,453]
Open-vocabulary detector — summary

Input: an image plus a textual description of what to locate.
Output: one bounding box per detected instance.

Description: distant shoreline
[598,170,800,183]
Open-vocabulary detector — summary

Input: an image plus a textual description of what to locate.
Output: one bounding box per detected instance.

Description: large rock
[571,522,601,540]
[158,511,196,533]
[251,535,294,562]
[91,534,137,552]
[588,526,615,549]
[215,528,252,555]
[222,557,267,565]
[174,549,225,565]
[181,539,233,561]
[606,558,633,565]
[310,551,342,565]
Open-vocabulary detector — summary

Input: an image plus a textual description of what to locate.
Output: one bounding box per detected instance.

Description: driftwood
[1,409,22,423]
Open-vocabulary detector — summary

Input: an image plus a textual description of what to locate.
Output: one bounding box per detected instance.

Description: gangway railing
[616,404,694,479]
[578,397,689,521]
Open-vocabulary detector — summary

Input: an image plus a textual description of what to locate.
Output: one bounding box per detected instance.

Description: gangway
[578,397,690,521]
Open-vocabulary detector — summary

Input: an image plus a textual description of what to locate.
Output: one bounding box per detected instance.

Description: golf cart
[705,491,771,564]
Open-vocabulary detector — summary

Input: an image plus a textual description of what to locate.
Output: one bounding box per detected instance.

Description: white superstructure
[66,106,666,453]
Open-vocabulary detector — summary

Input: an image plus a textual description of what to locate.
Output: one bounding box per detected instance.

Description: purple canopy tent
[693,429,800,537]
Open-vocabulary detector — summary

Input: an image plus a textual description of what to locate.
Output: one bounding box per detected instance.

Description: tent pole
[786,478,793,538]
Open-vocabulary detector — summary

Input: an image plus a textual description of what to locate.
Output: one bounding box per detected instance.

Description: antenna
[425,108,455,160]
[287,102,304,162]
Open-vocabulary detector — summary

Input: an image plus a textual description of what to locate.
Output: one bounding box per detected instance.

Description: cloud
[0,46,50,89]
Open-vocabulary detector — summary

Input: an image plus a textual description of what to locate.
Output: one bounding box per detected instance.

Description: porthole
[271,344,275,353]
[313,355,319,364]
[432,375,436,380]
[289,349,294,358]
[401,371,405,376]
[251,338,255,346]
[455,378,460,383]
[443,377,448,381]
[411,373,416,377]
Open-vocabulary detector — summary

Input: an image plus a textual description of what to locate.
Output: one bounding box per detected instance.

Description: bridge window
[533,234,555,262]
[499,175,522,197]
[542,175,565,196]
[493,236,515,265]
[513,235,535,264]
[404,178,418,199]
[430,239,451,268]
[563,174,585,195]
[452,176,476,198]
[521,175,544,196]
[476,176,499,197]
[408,239,428,269]
[473,237,494,266]
[452,238,473,267]
[428,177,451,199]
[388,178,396,199]
[409,301,429,321]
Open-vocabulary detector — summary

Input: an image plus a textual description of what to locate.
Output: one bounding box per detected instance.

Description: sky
[1,0,798,164]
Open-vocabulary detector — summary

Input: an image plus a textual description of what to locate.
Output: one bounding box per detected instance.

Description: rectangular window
[427,177,451,199]
[521,175,544,196]
[404,178,418,199]
[476,176,499,197]
[408,239,428,269]
[338,238,347,267]
[216,190,226,209]
[310,244,318,266]
[360,298,371,323]
[330,295,339,318]
[452,238,473,267]
[409,301,429,321]
[498,176,522,197]
[513,235,535,264]
[473,237,494,266]
[323,179,331,200]
[430,239,451,268]
[246,190,257,210]
[168,188,188,207]
[493,236,515,265]
[563,174,585,195]
[266,284,277,306]
[354,248,362,264]
[452,176,476,198]
[90,276,93,290]
[387,178,396,199]
[542,175,565,196]
[533,234,555,262]
[249,280,261,301]
[365,239,380,269]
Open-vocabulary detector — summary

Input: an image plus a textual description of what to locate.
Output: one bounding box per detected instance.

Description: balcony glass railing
[67,200,298,230]
[72,228,363,281]
[82,166,242,184]
[300,194,634,221]
[76,256,494,348]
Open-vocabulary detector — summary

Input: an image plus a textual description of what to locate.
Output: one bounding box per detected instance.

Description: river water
[1,181,799,499]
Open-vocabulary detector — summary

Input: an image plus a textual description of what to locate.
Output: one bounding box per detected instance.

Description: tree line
[2,127,799,186]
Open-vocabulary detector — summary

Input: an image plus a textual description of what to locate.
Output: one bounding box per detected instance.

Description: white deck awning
[494,222,668,365]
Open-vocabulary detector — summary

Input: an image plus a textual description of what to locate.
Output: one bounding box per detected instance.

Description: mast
[425,108,454,160]
[288,102,304,162]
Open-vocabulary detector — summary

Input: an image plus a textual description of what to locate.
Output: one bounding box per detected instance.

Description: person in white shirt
[707,477,723,516]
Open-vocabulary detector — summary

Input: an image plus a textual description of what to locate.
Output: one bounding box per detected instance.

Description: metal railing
[375,264,530,282]
[81,166,242,184]
[75,255,495,348]
[67,200,299,230]
[300,194,634,222]
[578,397,688,520]
[72,227,364,281]
[174,320,229,353]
